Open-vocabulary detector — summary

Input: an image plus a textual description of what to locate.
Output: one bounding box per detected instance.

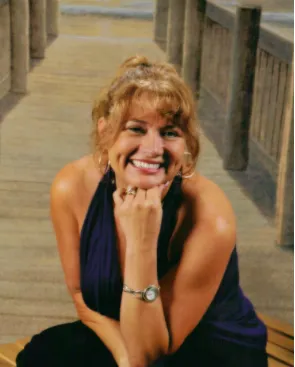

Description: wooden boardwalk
[0,11,293,345]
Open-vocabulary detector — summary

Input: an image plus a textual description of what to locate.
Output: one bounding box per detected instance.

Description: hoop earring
[182,171,195,179]
[177,170,195,179]
[181,151,194,178]
[98,154,110,172]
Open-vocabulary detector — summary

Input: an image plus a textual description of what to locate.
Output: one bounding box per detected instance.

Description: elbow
[128,344,168,367]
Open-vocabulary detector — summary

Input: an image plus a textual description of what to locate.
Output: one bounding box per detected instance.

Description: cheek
[165,141,185,161]
[109,137,137,160]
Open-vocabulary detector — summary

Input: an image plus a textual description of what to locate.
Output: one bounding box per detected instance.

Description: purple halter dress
[16,168,268,367]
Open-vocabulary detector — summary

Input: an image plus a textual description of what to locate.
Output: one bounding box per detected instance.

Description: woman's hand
[113,185,165,253]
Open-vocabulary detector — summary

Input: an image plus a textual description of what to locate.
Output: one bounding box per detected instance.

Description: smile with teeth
[131,160,162,170]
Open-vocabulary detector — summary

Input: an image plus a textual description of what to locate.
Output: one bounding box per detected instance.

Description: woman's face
[107,98,186,190]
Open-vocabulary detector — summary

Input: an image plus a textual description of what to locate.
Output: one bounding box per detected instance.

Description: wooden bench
[258,313,294,366]
[0,315,293,366]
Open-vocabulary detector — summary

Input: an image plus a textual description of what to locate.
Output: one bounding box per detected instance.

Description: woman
[16,56,267,367]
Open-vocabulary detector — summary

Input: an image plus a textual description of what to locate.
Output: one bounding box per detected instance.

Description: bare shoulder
[182,173,236,239]
[50,154,101,207]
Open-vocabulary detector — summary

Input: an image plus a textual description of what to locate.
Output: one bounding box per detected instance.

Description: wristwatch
[123,284,160,302]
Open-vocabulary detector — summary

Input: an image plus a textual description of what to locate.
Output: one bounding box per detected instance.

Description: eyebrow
[128,119,178,129]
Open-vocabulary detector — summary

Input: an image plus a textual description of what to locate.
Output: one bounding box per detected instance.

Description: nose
[141,131,164,156]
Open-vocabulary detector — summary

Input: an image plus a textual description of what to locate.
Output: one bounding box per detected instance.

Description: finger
[133,188,146,204]
[146,186,162,205]
[113,188,125,206]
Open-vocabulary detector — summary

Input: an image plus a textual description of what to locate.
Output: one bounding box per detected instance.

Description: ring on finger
[125,187,137,196]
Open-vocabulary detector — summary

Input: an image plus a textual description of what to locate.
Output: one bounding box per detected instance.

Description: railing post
[153,0,169,52]
[182,0,206,98]
[166,0,185,74]
[276,63,294,247]
[47,0,59,37]
[223,6,261,170]
[0,2,11,100]
[10,0,29,94]
[29,0,47,59]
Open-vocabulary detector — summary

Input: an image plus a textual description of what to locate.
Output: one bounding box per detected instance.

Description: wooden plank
[265,57,280,157]
[268,329,294,352]
[0,358,14,367]
[201,18,209,88]
[15,337,31,349]
[267,342,294,366]
[153,0,169,51]
[29,0,46,59]
[166,0,185,73]
[218,27,227,105]
[206,20,215,95]
[182,0,206,98]
[259,53,274,153]
[251,49,263,139]
[275,63,291,162]
[258,313,294,337]
[9,0,29,93]
[223,6,261,170]
[271,62,288,161]
[268,357,290,367]
[250,49,261,138]
[275,61,294,247]
[255,50,268,145]
[213,24,223,103]
[0,343,22,366]
[46,0,59,37]
[225,30,232,109]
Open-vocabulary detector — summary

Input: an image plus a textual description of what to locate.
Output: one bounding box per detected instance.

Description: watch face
[144,286,159,302]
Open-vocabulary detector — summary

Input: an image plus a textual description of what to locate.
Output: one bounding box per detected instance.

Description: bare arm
[116,181,236,366]
[114,187,170,366]
[50,165,130,366]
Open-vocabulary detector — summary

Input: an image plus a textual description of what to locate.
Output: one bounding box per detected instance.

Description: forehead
[127,95,178,126]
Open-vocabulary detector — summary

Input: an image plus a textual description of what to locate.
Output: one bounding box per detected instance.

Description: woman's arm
[114,180,236,366]
[50,164,130,366]
[121,246,169,366]
[114,187,170,366]
[72,291,129,366]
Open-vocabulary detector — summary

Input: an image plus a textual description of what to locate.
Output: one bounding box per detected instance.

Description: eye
[162,130,179,138]
[128,126,146,134]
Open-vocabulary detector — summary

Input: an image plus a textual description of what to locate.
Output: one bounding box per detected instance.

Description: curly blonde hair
[91,55,200,174]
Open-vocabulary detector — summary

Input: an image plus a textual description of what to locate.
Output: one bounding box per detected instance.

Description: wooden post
[223,6,261,170]
[10,0,29,93]
[276,63,294,247]
[153,0,169,52]
[47,0,59,37]
[166,0,185,74]
[29,0,47,59]
[182,0,206,99]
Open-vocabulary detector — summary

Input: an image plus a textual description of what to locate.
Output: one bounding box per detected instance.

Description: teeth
[132,160,160,169]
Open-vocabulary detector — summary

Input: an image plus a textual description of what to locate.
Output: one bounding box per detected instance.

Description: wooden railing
[0,0,59,99]
[153,0,294,246]
[201,4,292,180]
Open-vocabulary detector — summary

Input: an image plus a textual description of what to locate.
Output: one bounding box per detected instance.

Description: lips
[131,160,161,169]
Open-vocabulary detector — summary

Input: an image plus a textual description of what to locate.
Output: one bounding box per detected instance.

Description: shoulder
[182,173,236,246]
[50,154,101,209]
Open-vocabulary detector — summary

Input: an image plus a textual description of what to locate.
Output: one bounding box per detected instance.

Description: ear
[97,117,107,134]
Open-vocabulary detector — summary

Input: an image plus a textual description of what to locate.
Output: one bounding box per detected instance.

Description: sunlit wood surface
[0,4,292,350]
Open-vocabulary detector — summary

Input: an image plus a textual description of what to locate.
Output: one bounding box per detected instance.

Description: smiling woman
[92,55,200,183]
[16,56,268,367]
